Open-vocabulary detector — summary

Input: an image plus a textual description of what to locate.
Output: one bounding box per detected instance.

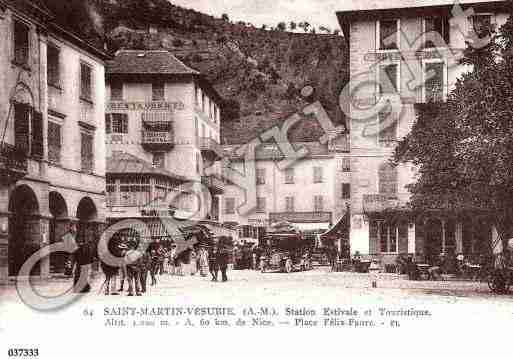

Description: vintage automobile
[259,230,312,273]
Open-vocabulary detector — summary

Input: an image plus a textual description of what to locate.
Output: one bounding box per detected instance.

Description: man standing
[217,240,230,282]
[71,225,94,293]
[208,246,218,282]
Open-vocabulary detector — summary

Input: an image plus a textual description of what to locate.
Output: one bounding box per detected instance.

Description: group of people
[63,223,233,296]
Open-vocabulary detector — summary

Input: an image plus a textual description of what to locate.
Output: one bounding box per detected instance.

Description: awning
[320,210,350,240]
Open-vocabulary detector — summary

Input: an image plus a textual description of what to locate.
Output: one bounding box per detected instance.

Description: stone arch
[76,197,98,246]
[49,191,69,273]
[8,184,40,276]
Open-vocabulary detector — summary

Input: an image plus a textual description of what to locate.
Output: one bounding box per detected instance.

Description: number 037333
[7,348,39,357]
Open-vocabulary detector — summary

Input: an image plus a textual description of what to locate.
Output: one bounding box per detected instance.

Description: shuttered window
[379,19,398,50]
[378,108,397,145]
[31,111,43,158]
[341,157,351,172]
[378,163,398,196]
[14,102,30,154]
[110,81,123,101]
[424,62,444,103]
[105,113,128,134]
[424,17,450,48]
[47,45,60,87]
[284,167,295,184]
[225,198,235,214]
[342,183,351,199]
[152,82,165,101]
[256,197,266,213]
[314,195,324,212]
[81,132,94,173]
[48,121,61,164]
[256,168,266,185]
[80,62,93,101]
[285,196,295,212]
[313,166,323,183]
[379,64,399,94]
[14,20,29,66]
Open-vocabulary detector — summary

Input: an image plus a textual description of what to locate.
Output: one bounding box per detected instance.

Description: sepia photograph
[1,0,513,357]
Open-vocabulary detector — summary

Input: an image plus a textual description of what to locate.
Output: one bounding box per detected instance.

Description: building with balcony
[336,0,510,263]
[222,132,351,247]
[105,50,225,238]
[0,0,110,282]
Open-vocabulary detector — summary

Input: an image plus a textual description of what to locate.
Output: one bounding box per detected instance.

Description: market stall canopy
[320,209,350,242]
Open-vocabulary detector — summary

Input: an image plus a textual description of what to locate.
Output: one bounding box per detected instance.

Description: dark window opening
[379,19,398,50]
[14,20,29,66]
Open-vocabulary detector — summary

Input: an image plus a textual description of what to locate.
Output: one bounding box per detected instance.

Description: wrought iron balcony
[269,211,333,224]
[201,175,224,195]
[199,137,223,161]
[0,143,28,184]
[141,130,174,151]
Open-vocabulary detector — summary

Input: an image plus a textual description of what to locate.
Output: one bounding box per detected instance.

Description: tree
[394,13,513,242]
[277,22,287,31]
[261,24,267,30]
[221,13,229,22]
[289,21,297,31]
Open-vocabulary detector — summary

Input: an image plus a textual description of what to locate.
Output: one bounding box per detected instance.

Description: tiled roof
[336,0,505,13]
[221,111,345,146]
[106,151,187,180]
[223,141,334,161]
[106,50,200,75]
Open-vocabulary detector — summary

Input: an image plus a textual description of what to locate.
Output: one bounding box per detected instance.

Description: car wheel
[488,271,506,294]
[284,259,293,273]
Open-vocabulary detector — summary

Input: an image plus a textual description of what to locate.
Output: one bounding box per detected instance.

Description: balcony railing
[199,137,223,161]
[201,175,224,195]
[0,143,28,184]
[141,130,175,151]
[269,211,333,224]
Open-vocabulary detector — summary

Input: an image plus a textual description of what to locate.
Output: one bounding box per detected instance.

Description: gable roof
[223,141,337,161]
[106,50,200,75]
[106,151,187,181]
[335,0,506,13]
[222,110,346,145]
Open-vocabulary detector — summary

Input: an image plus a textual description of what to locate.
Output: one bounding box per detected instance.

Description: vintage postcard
[1,0,513,357]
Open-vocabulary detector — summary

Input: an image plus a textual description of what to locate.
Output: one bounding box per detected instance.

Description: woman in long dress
[199,247,209,277]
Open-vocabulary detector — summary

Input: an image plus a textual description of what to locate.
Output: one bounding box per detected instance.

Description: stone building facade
[105,50,224,238]
[0,0,110,282]
[222,137,350,246]
[336,0,510,264]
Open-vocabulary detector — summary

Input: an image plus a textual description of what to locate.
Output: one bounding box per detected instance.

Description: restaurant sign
[108,101,185,112]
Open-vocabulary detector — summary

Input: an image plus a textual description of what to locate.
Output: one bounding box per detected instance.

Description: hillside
[42,0,349,144]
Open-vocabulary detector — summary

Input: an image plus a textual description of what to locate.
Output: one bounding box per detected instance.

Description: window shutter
[48,122,61,163]
[31,111,44,158]
[14,102,30,154]
[443,17,450,45]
